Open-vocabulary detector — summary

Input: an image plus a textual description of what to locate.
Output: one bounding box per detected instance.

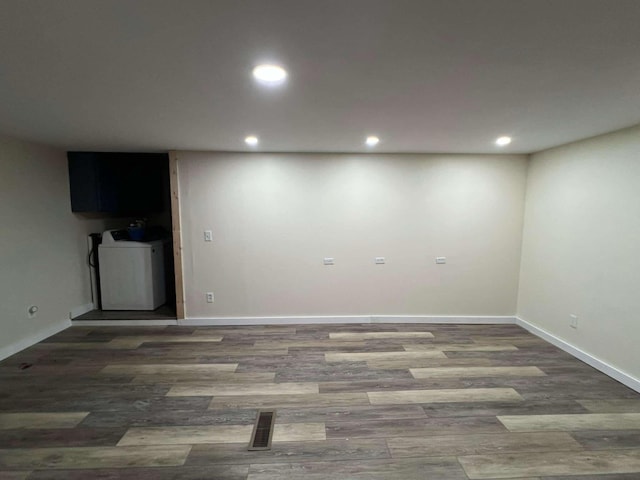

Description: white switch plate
[435,257,446,264]
[206,292,214,303]
[204,230,213,242]
[375,257,385,264]
[323,257,335,265]
[569,314,578,329]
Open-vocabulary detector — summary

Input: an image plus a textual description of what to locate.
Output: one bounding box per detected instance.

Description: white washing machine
[99,230,166,310]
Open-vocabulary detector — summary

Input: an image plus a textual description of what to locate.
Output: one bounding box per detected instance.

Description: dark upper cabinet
[68,152,168,214]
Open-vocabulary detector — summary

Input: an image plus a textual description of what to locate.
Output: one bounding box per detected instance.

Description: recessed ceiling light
[495,136,512,146]
[365,136,380,146]
[245,135,259,146]
[252,64,287,84]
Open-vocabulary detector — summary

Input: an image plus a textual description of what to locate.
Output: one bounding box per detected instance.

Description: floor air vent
[248,410,276,451]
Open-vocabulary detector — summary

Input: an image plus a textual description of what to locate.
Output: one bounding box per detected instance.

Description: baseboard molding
[180,315,370,326]
[371,315,515,324]
[179,315,517,326]
[515,316,640,394]
[69,302,95,319]
[71,319,179,326]
[0,318,71,362]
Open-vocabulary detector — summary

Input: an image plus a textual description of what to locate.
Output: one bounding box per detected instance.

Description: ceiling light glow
[495,136,512,146]
[245,135,259,146]
[365,136,380,146]
[252,64,287,84]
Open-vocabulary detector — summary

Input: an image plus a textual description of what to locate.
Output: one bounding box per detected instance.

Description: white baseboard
[71,319,179,326]
[371,315,515,324]
[69,302,95,319]
[180,315,370,326]
[515,316,640,394]
[179,315,517,326]
[0,318,71,362]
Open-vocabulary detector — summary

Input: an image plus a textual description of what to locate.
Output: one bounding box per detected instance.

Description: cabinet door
[68,152,98,212]
[116,153,165,213]
[96,153,121,212]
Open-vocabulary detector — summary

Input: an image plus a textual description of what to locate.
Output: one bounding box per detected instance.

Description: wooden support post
[169,151,185,320]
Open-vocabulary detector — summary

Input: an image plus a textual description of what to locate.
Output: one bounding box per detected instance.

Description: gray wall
[0,136,108,358]
[177,152,528,318]
[518,124,640,380]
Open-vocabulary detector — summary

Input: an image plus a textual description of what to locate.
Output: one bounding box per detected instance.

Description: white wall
[0,136,109,358]
[178,152,528,318]
[518,124,640,381]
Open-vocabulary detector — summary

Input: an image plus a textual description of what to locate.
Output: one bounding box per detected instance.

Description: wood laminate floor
[1,323,640,479]
[74,305,177,321]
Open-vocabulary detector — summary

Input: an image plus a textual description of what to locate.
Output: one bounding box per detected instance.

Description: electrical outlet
[569,314,578,329]
[323,257,335,265]
[204,230,213,242]
[206,292,214,303]
[435,257,446,264]
[375,257,385,264]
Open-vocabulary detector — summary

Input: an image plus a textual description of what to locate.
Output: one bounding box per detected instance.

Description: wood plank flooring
[73,306,177,321]
[1,323,639,479]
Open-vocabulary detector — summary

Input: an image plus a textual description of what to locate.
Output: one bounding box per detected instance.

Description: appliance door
[99,244,165,310]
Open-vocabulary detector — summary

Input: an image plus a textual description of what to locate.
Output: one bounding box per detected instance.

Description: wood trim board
[169,151,185,320]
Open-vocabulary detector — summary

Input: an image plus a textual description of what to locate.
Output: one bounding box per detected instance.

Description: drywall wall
[0,136,110,358]
[518,124,640,381]
[178,152,528,318]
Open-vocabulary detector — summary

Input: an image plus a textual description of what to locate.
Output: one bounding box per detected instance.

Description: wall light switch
[375,257,385,264]
[206,292,214,303]
[323,257,335,266]
[435,257,446,264]
[204,230,213,242]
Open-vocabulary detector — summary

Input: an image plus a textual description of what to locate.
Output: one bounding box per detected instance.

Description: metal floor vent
[248,410,276,451]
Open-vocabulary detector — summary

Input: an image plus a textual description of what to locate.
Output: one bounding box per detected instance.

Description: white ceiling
[1,0,639,154]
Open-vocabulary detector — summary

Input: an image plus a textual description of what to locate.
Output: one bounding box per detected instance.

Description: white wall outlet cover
[569,314,578,328]
[375,257,385,264]
[435,257,446,264]
[323,257,335,265]
[206,292,214,303]
[204,230,213,242]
